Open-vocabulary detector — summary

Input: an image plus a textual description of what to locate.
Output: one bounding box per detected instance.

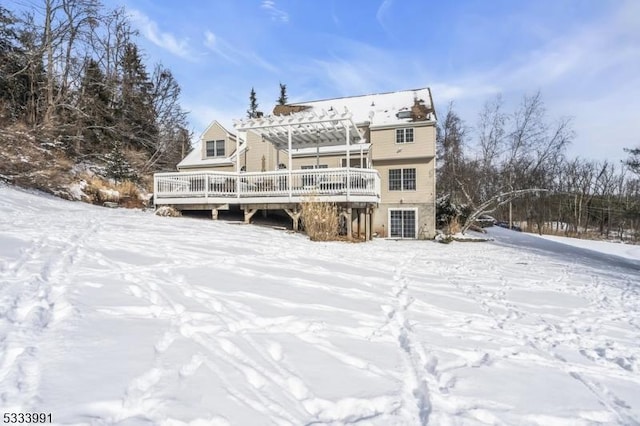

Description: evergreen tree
[247,87,259,118]
[0,6,30,123]
[118,42,158,153]
[77,58,114,153]
[105,142,137,182]
[277,82,287,105]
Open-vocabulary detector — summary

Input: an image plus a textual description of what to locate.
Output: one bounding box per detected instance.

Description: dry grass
[82,177,143,207]
[300,198,339,241]
[445,216,461,235]
[115,180,139,198]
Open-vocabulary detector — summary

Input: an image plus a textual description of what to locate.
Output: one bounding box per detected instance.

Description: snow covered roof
[177,148,234,169]
[289,87,435,128]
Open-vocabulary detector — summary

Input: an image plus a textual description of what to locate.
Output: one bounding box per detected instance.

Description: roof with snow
[177,149,235,169]
[288,87,436,128]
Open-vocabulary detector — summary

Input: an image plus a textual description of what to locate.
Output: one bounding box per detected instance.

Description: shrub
[300,198,339,241]
[155,206,181,217]
[116,180,139,198]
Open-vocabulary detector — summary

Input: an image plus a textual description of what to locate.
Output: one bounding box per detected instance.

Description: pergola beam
[233,109,362,151]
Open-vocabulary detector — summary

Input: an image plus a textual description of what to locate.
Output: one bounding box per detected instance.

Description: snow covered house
[154,88,437,239]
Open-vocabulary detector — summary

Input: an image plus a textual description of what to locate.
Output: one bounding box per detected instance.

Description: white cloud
[202,30,278,73]
[261,0,289,23]
[128,9,193,59]
[375,0,394,33]
[203,30,238,64]
[427,1,640,161]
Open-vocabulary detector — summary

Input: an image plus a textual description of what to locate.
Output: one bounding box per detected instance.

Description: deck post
[288,125,292,199]
[284,208,301,231]
[244,208,258,224]
[346,124,350,201]
[236,132,241,199]
[211,208,218,220]
[342,207,352,241]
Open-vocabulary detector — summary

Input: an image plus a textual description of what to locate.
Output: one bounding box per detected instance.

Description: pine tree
[77,58,114,153]
[118,42,158,153]
[105,142,137,182]
[277,82,287,105]
[247,87,259,118]
[0,6,30,124]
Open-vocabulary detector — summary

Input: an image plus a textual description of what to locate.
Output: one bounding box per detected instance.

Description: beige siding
[240,132,280,172]
[370,157,436,239]
[201,122,235,160]
[374,159,435,204]
[372,202,435,239]
[370,124,435,161]
[292,154,345,169]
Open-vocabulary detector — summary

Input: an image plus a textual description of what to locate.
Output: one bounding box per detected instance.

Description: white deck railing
[154,168,381,203]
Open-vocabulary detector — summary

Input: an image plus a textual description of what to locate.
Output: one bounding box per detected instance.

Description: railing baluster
[153,167,380,202]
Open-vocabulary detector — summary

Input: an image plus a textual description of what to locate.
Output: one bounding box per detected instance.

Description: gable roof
[177,120,242,169]
[288,87,436,128]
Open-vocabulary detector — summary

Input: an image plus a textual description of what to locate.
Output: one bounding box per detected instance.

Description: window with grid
[206,140,225,157]
[389,210,416,238]
[395,128,414,144]
[388,168,416,191]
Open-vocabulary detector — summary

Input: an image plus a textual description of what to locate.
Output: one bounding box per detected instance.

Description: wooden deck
[153,168,381,207]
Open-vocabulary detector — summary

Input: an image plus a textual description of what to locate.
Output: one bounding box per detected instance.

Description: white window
[389,209,417,239]
[206,140,225,157]
[388,168,416,191]
[396,128,414,144]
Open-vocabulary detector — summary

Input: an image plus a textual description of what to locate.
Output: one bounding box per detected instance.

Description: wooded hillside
[0,1,190,198]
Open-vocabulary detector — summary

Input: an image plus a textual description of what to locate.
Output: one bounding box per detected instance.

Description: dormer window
[206,140,225,157]
[396,128,414,144]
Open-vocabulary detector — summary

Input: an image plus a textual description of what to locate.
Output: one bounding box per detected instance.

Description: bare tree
[454,92,573,234]
[436,102,467,203]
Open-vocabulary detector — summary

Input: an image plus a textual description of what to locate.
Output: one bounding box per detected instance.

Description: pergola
[233,108,364,175]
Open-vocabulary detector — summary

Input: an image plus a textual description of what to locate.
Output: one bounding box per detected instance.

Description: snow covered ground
[534,234,640,262]
[1,185,639,425]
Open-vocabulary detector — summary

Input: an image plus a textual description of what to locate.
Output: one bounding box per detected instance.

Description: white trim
[395,128,415,144]
[233,109,363,150]
[205,139,226,158]
[388,167,417,192]
[387,208,418,239]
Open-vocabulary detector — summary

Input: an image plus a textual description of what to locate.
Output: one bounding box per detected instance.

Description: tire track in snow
[0,218,98,410]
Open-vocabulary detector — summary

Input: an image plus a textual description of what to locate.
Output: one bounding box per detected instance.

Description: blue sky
[108,0,639,162]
